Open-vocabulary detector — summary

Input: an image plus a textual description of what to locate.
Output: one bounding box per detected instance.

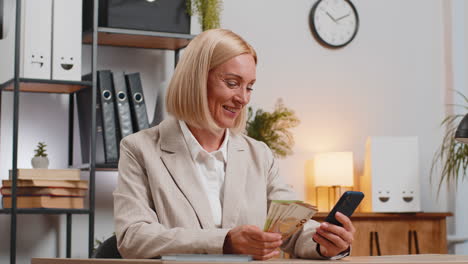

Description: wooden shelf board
[1,78,91,94]
[83,27,194,50]
[0,208,91,214]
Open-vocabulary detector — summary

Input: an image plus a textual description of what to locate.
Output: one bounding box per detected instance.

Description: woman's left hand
[312,212,355,258]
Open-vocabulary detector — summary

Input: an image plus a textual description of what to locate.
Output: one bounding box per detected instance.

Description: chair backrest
[92,235,122,258]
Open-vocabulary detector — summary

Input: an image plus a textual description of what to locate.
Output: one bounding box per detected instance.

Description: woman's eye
[225,80,239,87]
[247,85,254,91]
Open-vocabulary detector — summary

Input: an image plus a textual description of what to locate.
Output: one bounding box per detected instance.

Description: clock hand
[325,11,337,23]
[336,13,350,22]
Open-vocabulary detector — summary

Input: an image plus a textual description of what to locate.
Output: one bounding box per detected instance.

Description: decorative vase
[31,156,49,169]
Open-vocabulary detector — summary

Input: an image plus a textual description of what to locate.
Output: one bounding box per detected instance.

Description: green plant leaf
[431,91,468,194]
[186,0,222,31]
[245,99,300,158]
[34,142,48,157]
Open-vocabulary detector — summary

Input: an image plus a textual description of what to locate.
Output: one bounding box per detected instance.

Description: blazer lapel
[159,118,215,228]
[222,134,247,228]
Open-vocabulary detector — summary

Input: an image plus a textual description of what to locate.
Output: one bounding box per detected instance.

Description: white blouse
[179,120,229,227]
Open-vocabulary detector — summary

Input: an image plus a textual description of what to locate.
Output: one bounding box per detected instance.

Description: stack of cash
[263,200,318,239]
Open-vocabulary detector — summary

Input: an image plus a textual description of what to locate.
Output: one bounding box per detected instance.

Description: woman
[113,29,354,260]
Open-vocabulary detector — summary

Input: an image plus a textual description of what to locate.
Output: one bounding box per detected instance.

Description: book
[0,187,86,196]
[8,168,80,180]
[2,179,88,189]
[2,195,84,209]
[161,254,252,262]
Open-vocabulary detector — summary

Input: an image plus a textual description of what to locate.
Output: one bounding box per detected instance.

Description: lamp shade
[312,152,354,186]
[455,114,468,144]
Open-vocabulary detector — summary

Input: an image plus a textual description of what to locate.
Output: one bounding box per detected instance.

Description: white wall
[451,0,468,255]
[0,0,463,263]
[221,0,448,211]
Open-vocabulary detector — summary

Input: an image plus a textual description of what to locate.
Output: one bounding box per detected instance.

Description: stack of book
[1,169,88,209]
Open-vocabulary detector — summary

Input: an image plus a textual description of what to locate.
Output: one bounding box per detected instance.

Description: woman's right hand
[223,225,283,260]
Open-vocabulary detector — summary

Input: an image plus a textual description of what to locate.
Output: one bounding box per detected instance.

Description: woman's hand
[313,212,355,258]
[223,225,283,260]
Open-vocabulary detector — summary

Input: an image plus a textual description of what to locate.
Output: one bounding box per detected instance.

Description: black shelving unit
[2,1,94,264]
[2,1,195,264]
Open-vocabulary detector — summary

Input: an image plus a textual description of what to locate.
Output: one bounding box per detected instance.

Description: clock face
[310,0,359,48]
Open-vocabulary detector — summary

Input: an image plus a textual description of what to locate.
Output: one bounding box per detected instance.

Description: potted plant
[431,91,468,192]
[186,0,223,31]
[31,142,49,169]
[245,99,300,158]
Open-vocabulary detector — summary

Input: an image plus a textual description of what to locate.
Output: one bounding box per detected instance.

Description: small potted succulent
[31,142,49,169]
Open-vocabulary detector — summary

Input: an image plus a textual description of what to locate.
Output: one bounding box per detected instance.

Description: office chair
[92,235,122,258]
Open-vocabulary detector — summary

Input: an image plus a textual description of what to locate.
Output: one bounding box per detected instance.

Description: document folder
[76,84,106,164]
[112,71,134,140]
[97,70,119,163]
[126,72,149,132]
[52,0,82,80]
[21,0,52,79]
[150,85,164,127]
[77,71,119,164]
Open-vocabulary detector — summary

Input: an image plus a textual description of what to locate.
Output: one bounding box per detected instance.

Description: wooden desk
[314,212,452,256]
[32,255,468,264]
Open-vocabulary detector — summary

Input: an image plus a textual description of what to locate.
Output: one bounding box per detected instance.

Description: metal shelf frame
[5,1,99,263]
[4,1,193,263]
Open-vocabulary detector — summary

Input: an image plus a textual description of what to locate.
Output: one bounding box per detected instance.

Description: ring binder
[77,71,119,164]
[125,72,149,132]
[21,0,52,79]
[112,71,134,140]
[52,0,82,81]
[97,70,119,163]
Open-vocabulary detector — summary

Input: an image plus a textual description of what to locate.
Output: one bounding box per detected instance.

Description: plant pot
[31,156,49,169]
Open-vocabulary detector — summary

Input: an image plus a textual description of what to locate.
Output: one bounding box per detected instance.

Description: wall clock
[310,0,359,48]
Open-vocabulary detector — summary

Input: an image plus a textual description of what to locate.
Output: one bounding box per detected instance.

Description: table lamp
[310,152,354,212]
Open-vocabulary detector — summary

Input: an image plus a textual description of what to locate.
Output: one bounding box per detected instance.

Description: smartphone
[324,191,364,226]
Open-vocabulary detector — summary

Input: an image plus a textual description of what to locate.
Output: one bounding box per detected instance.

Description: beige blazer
[114,118,322,259]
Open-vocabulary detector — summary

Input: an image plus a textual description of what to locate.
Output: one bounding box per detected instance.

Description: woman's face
[207,54,256,129]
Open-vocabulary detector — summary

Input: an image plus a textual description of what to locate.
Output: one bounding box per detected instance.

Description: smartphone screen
[324,191,364,226]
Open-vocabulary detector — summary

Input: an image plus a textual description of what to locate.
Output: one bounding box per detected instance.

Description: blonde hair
[166,29,257,134]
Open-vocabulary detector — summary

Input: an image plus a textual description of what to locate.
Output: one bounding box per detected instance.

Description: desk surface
[314,212,453,219]
[32,255,468,264]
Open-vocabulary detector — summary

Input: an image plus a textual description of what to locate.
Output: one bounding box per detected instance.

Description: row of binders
[19,0,82,81]
[1,169,88,209]
[77,70,160,164]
